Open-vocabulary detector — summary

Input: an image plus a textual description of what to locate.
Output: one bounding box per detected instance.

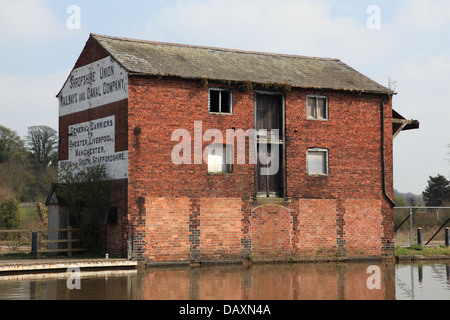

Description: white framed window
[207,144,233,173]
[209,88,232,114]
[307,95,328,120]
[307,148,329,175]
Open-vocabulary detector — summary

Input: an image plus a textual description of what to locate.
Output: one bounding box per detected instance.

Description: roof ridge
[90,33,341,62]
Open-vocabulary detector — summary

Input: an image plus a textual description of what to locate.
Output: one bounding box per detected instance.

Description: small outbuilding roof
[90,33,392,95]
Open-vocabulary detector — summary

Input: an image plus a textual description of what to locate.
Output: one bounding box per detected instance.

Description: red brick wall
[144,197,190,262]
[199,198,243,261]
[344,199,382,257]
[298,199,338,256]
[250,204,293,261]
[127,76,392,200]
[126,74,394,263]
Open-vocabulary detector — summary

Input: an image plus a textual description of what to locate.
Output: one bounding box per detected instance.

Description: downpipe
[381,97,396,207]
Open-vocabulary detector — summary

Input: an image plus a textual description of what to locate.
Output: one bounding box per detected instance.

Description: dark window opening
[209,88,232,114]
[108,207,118,224]
[101,207,119,224]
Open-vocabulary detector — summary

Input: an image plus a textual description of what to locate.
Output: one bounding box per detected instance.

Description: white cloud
[395,0,450,32]
[0,0,65,45]
[0,70,69,138]
[139,0,395,65]
[391,54,450,194]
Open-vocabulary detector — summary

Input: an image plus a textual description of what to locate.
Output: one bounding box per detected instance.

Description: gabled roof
[90,33,393,95]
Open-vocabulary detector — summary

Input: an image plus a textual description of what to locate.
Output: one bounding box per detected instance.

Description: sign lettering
[59,115,128,180]
[58,57,128,116]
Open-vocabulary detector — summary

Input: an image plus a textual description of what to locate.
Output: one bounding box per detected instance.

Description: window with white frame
[207,144,233,173]
[307,148,329,175]
[307,95,328,120]
[209,88,232,114]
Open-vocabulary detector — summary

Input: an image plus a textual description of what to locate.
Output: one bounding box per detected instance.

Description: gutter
[381,97,396,207]
[127,72,393,96]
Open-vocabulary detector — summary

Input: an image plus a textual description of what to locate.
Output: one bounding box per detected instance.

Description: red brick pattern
[250,204,293,260]
[344,199,382,257]
[144,197,190,262]
[298,199,338,256]
[199,198,243,261]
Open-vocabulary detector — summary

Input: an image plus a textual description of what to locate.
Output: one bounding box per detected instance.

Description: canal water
[0,262,449,300]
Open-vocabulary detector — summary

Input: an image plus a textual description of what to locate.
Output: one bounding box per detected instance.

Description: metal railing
[394,207,450,247]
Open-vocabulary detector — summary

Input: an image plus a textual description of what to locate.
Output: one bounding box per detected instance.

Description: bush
[0,198,21,229]
[37,202,48,223]
[56,163,112,252]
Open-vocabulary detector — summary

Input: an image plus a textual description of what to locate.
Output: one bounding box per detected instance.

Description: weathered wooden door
[255,92,284,197]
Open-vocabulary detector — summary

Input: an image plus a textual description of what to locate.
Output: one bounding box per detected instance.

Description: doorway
[254,92,285,197]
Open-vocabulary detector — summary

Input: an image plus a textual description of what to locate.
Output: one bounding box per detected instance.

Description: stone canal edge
[1,255,450,275]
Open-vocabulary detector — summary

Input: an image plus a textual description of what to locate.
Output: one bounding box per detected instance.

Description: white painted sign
[58,56,128,116]
[59,115,128,180]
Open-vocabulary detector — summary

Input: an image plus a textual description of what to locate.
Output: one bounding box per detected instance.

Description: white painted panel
[59,115,128,180]
[58,56,128,116]
[207,145,225,173]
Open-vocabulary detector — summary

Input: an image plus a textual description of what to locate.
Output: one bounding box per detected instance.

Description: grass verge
[395,245,450,256]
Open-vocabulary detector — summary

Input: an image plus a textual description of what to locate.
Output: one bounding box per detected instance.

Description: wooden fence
[0,226,87,256]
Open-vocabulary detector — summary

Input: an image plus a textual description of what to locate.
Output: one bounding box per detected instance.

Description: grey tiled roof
[92,34,392,94]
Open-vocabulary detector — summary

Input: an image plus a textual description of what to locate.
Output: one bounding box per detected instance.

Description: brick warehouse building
[55,34,418,264]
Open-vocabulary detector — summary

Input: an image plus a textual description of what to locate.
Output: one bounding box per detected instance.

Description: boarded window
[307,148,328,175]
[307,95,328,120]
[208,144,233,173]
[209,88,232,114]
[255,92,284,197]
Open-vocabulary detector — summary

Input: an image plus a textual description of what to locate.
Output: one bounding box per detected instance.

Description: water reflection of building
[138,263,396,300]
[4,263,450,300]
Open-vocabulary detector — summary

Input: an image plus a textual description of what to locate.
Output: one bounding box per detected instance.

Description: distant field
[18,204,45,229]
[19,207,39,222]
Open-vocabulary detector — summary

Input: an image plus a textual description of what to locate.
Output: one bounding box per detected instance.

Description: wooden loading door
[255,92,284,197]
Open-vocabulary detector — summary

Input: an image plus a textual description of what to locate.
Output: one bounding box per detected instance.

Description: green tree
[394,195,408,207]
[56,163,112,252]
[422,174,450,207]
[0,126,28,163]
[0,198,21,229]
[0,126,31,202]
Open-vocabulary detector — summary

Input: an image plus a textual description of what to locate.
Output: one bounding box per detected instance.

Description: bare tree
[26,125,58,168]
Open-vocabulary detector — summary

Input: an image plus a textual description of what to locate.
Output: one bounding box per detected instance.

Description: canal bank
[0,258,137,275]
[1,245,449,274]
[1,253,449,275]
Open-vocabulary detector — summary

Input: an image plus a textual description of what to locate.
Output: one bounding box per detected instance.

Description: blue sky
[1,0,449,195]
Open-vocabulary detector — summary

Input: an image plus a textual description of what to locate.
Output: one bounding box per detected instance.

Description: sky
[0,0,449,195]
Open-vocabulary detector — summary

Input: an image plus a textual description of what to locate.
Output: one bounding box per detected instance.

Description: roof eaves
[127,71,394,95]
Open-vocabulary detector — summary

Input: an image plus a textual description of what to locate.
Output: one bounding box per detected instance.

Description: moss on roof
[91,33,392,95]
